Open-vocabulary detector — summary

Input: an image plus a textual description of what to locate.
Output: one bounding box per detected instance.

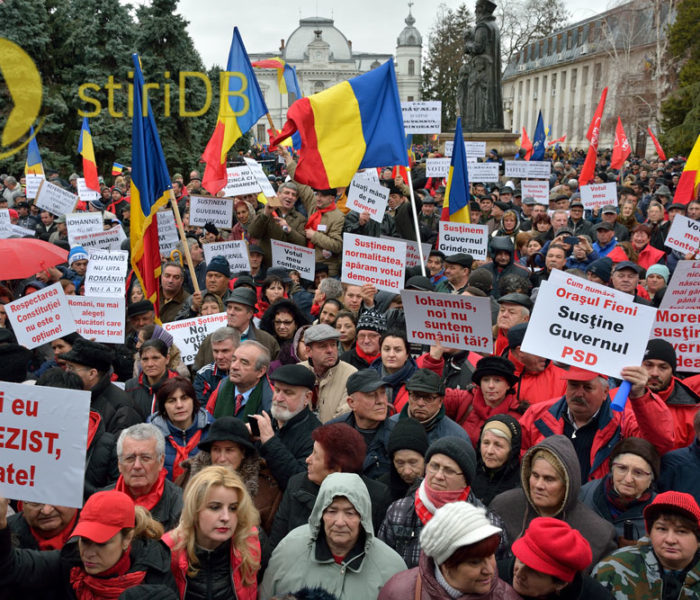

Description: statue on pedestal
[457,0,504,131]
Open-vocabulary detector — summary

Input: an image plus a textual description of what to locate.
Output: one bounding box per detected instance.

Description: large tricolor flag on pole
[130,53,172,316]
[271,60,407,189]
[673,134,700,205]
[24,127,44,176]
[78,117,100,192]
[440,117,470,223]
[580,87,608,186]
[201,28,268,195]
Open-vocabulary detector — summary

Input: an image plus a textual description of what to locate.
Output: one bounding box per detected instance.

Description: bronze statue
[458,0,504,131]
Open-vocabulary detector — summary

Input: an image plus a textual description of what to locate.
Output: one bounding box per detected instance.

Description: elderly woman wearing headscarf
[472,415,522,505]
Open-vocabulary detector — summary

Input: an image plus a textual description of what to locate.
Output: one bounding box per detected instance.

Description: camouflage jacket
[592,537,700,599]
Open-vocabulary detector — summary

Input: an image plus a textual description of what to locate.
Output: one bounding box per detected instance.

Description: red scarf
[355,345,380,365]
[115,468,167,511]
[305,202,336,248]
[414,481,470,525]
[310,303,321,316]
[169,430,203,480]
[70,548,146,600]
[87,412,101,449]
[30,510,79,551]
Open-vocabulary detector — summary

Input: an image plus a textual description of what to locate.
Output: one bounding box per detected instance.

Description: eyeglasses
[611,463,652,479]
[119,454,157,465]
[408,391,441,404]
[426,462,463,478]
[274,319,294,326]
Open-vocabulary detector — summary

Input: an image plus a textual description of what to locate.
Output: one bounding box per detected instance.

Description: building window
[561,71,567,91]
[556,34,562,53]
[548,38,555,56]
[407,95,414,101]
[583,66,589,87]
[539,40,544,58]
[314,81,325,93]
[408,59,415,76]
[258,124,267,142]
[566,31,573,50]
[552,73,557,89]
[571,69,577,91]
[594,63,602,88]
[577,27,584,46]
[543,75,547,92]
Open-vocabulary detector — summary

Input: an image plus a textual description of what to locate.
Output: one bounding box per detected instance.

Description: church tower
[395,2,422,101]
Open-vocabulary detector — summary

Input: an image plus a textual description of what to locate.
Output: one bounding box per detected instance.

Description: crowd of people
[1,140,700,600]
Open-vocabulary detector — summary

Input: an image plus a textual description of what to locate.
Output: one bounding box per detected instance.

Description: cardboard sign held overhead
[665,216,700,256]
[468,163,499,183]
[660,261,700,310]
[521,180,549,204]
[345,179,389,223]
[438,222,489,260]
[84,249,129,297]
[401,101,442,134]
[271,240,316,281]
[35,180,78,217]
[223,166,262,197]
[580,183,617,211]
[157,210,179,256]
[341,233,406,293]
[426,158,450,178]
[25,175,46,200]
[504,161,551,179]
[66,212,103,247]
[243,157,277,197]
[189,196,234,229]
[203,240,250,274]
[68,296,125,344]
[163,312,228,365]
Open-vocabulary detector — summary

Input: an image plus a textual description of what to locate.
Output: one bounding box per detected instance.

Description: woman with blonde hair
[163,466,261,600]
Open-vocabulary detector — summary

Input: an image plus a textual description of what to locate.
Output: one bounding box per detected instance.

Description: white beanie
[420,503,501,566]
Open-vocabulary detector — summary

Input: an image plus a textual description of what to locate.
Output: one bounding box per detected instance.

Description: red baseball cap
[71,491,135,543]
[560,366,599,381]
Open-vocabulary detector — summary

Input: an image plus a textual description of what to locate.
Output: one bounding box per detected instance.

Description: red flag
[547,134,567,147]
[520,127,533,160]
[611,117,631,170]
[580,87,608,186]
[647,127,666,161]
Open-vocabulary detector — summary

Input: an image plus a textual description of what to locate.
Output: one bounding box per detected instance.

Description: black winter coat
[103,478,183,532]
[89,373,142,435]
[84,414,119,499]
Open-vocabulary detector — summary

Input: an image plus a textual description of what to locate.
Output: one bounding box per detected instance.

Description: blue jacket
[658,439,700,507]
[329,411,392,480]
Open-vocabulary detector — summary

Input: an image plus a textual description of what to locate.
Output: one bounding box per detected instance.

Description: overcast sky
[127,0,613,68]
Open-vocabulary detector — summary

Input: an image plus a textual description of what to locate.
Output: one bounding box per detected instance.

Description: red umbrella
[0,238,69,280]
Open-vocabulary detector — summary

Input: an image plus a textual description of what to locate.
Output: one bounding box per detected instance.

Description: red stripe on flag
[201,120,227,195]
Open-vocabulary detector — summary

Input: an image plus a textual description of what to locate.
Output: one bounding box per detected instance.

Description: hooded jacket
[489,435,617,568]
[260,472,406,599]
[477,237,530,297]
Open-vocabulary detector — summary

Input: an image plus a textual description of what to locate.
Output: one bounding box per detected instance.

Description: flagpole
[167,190,201,295]
[406,167,427,277]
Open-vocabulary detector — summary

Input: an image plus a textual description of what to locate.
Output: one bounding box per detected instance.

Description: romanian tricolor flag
[202,28,268,196]
[271,60,407,189]
[283,64,302,99]
[130,53,172,317]
[78,117,100,192]
[252,57,288,94]
[112,162,125,176]
[24,127,44,176]
[440,118,470,223]
[673,134,700,205]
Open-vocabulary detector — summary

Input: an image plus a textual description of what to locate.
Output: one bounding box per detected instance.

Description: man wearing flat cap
[493,292,532,355]
[435,254,473,294]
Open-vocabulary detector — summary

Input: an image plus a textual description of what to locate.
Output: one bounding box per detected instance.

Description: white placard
[5,283,77,349]
[504,160,551,179]
[243,157,277,197]
[438,222,489,260]
[345,179,389,223]
[665,215,700,256]
[68,296,125,344]
[521,274,657,378]
[381,235,430,268]
[521,180,550,204]
[34,180,78,216]
[401,290,493,352]
[157,210,179,255]
[580,182,617,211]
[271,239,316,281]
[341,233,406,293]
[25,174,46,200]
[653,308,700,372]
[203,240,250,274]
[163,312,229,365]
[0,224,36,238]
[468,163,499,183]
[401,101,442,134]
[189,196,234,228]
[355,169,380,184]
[0,381,90,508]
[76,178,100,202]
[444,141,486,161]
[426,158,450,178]
[0,209,9,239]
[84,249,128,297]
[72,225,125,251]
[66,212,103,247]
[660,261,700,310]
[223,166,263,197]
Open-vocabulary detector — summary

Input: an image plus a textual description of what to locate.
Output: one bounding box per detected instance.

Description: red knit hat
[511,518,592,582]
[644,491,700,534]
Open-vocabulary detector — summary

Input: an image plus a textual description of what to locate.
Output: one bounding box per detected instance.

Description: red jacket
[519,389,675,481]
[656,377,700,450]
[507,351,568,405]
[163,529,260,600]
[636,243,666,270]
[443,387,525,447]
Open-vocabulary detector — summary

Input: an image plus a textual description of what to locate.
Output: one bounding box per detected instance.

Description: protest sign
[401,290,493,352]
[0,381,90,508]
[653,309,700,372]
[25,174,45,200]
[84,249,128,297]
[438,222,489,260]
[271,239,315,280]
[660,261,700,310]
[504,161,551,179]
[0,209,8,238]
[355,169,380,184]
[521,180,549,204]
[223,166,262,197]
[381,235,430,269]
[468,162,499,183]
[243,157,277,197]
[73,225,125,251]
[5,283,77,349]
[76,178,100,202]
[203,240,250,274]
[34,180,78,216]
[521,273,657,378]
[157,210,179,255]
[0,224,36,238]
[163,312,228,364]
[580,182,617,211]
[66,212,103,247]
[401,101,441,134]
[444,141,486,161]
[426,158,450,178]
[341,233,406,293]
[68,296,125,344]
[665,215,700,256]
[345,179,389,223]
[190,196,234,228]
